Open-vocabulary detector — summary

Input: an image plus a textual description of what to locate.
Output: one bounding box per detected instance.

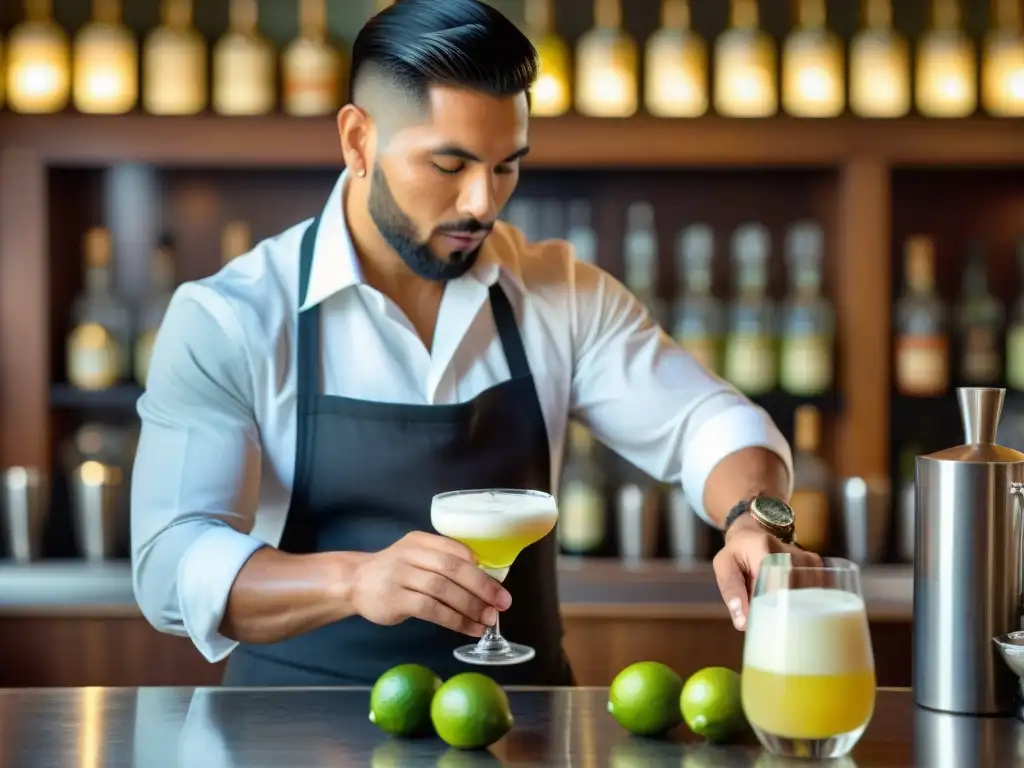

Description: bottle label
[677,335,719,375]
[134,329,158,388]
[961,326,1001,384]
[215,45,274,115]
[558,481,606,554]
[895,335,948,397]
[780,335,833,396]
[790,489,829,553]
[144,42,206,115]
[724,334,776,395]
[283,50,341,115]
[1008,326,1024,391]
[68,323,120,390]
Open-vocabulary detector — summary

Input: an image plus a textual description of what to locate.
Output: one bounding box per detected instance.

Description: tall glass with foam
[741,554,876,759]
[431,488,557,666]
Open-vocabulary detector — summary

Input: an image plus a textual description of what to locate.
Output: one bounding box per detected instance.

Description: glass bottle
[849,0,910,117]
[673,224,723,374]
[790,404,831,553]
[982,0,1024,117]
[622,202,665,328]
[524,0,571,117]
[575,0,638,118]
[72,0,137,114]
[714,0,777,117]
[893,236,948,397]
[724,223,776,396]
[644,0,707,117]
[143,0,206,115]
[6,0,70,114]
[222,221,252,265]
[558,422,607,556]
[213,0,275,116]
[916,0,977,118]
[66,228,133,390]
[782,0,844,117]
[779,221,834,397]
[134,240,177,388]
[283,0,344,117]
[957,242,1004,386]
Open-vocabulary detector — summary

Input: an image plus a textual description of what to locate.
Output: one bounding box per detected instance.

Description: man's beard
[367,164,491,282]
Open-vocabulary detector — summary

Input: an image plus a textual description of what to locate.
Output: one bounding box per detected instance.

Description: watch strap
[723,498,752,531]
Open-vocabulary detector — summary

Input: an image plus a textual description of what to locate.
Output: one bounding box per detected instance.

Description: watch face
[752,496,795,528]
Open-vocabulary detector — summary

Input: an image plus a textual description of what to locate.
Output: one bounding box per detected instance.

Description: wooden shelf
[50,384,142,411]
[1,114,1024,168]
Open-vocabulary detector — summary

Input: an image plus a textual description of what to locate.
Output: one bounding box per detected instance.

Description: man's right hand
[349,531,512,637]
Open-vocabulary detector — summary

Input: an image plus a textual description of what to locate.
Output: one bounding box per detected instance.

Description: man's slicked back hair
[350,0,539,107]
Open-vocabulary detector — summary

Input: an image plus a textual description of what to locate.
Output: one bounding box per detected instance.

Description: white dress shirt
[131,172,793,663]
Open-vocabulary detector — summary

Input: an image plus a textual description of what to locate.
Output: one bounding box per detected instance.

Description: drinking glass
[431,488,557,666]
[741,554,876,759]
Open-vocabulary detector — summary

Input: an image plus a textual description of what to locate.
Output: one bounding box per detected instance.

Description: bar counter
[1,686,1018,767]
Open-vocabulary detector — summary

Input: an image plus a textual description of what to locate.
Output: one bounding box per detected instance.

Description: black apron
[222,215,572,687]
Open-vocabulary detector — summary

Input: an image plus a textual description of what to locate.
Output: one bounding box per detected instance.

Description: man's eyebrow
[430,146,531,163]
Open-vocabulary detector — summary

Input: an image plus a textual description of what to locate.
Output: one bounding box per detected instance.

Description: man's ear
[337,105,373,178]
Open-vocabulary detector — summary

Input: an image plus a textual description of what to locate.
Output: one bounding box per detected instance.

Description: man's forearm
[220,547,367,644]
[701,446,790,529]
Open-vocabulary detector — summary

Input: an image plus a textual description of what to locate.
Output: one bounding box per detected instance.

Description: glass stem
[477,613,507,651]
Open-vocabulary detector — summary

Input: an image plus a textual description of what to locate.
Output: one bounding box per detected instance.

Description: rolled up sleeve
[568,260,793,525]
[131,286,265,662]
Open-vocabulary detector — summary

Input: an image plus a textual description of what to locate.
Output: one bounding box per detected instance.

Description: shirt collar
[299,171,525,312]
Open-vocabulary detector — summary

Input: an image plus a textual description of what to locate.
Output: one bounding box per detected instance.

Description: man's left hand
[713,514,823,630]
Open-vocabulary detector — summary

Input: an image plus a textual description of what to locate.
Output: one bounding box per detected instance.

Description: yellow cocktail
[741,557,876,759]
[431,488,557,666]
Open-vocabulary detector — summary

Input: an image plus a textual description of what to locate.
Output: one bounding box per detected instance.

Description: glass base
[751,723,867,760]
[453,638,536,666]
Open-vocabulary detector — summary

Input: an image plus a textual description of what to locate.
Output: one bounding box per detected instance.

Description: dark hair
[350,0,539,105]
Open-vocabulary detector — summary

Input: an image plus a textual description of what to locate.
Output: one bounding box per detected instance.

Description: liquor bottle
[673,224,723,375]
[724,223,777,396]
[644,0,708,118]
[524,0,571,117]
[72,0,137,114]
[575,0,638,118]
[779,221,834,397]
[916,0,976,118]
[142,0,206,115]
[565,201,597,266]
[6,0,70,114]
[622,202,665,327]
[134,240,177,388]
[790,405,831,553]
[558,422,607,556]
[66,228,132,390]
[849,0,910,118]
[894,236,948,398]
[283,0,344,117]
[714,0,777,117]
[781,0,843,118]
[982,0,1024,117]
[956,242,1003,386]
[1006,240,1024,390]
[213,0,275,116]
[222,221,252,265]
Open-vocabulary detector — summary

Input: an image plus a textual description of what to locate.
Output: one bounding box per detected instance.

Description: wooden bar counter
[0,686,1016,766]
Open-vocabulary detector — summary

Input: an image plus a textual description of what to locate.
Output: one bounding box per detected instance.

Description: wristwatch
[724,495,797,545]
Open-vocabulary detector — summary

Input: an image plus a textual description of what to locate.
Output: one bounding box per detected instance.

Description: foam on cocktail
[741,588,876,741]
[431,490,557,583]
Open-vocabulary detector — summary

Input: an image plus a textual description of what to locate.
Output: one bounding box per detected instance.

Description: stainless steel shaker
[69,460,124,561]
[913,388,1024,715]
[1,467,48,562]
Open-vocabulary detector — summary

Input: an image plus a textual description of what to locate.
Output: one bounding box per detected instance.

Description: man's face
[368,86,530,281]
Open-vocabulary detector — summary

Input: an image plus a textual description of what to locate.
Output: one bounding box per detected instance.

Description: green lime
[430,672,514,750]
[368,663,442,737]
[680,666,746,743]
[607,661,684,737]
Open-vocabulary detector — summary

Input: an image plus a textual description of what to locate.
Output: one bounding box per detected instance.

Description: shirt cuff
[680,403,794,526]
[177,526,265,663]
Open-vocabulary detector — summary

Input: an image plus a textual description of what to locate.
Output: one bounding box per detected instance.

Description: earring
[357,168,366,178]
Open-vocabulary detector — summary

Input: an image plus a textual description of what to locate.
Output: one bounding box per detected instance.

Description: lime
[680,667,746,743]
[368,663,442,737]
[430,672,514,750]
[607,661,684,737]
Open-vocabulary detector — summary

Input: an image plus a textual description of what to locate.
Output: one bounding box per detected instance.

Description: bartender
[131,0,820,688]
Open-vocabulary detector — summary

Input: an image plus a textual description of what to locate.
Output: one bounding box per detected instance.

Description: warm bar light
[916,0,977,118]
[524,0,571,117]
[73,0,138,114]
[575,0,638,118]
[782,0,843,117]
[6,0,70,114]
[143,0,207,115]
[645,0,708,117]
[714,0,777,117]
[983,0,1024,116]
[849,0,910,117]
